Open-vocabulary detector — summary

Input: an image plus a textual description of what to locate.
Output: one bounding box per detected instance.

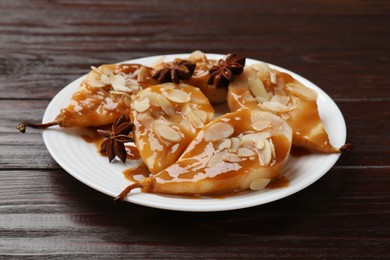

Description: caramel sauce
[125,145,140,160]
[267,176,289,189]
[123,164,150,182]
[81,134,93,143]
[290,145,312,158]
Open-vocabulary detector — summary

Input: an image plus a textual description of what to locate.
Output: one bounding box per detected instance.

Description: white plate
[42,54,346,212]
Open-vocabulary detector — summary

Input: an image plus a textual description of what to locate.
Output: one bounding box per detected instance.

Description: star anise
[152,59,196,84]
[97,114,134,163]
[207,53,246,88]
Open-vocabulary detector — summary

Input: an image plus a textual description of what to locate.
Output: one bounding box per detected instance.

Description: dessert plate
[42,54,347,212]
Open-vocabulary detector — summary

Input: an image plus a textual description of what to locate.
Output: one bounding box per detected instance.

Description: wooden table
[1,0,389,258]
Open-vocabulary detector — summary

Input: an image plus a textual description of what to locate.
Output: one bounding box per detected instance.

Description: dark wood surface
[1,0,389,258]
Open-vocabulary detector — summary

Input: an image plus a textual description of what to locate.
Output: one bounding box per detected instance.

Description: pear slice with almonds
[17,63,155,131]
[227,63,352,153]
[116,109,292,199]
[130,83,215,174]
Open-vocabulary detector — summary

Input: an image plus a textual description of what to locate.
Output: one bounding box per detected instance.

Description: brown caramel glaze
[125,146,140,160]
[290,145,313,158]
[123,164,150,182]
[267,176,289,189]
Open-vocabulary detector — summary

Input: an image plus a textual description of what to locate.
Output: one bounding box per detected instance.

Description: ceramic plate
[42,54,346,212]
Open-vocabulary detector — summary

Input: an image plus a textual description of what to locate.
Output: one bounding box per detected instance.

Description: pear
[130,83,215,174]
[228,63,352,153]
[116,109,292,200]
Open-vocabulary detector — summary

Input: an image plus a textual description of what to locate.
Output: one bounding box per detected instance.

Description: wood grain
[1,0,389,258]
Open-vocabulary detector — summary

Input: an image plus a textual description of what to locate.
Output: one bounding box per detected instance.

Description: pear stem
[113,182,142,203]
[339,143,353,154]
[16,121,60,133]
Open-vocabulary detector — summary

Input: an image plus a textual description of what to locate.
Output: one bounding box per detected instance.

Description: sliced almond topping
[249,178,271,191]
[193,110,208,123]
[100,73,111,85]
[158,95,175,116]
[237,147,256,158]
[253,120,271,131]
[255,96,268,104]
[259,139,272,166]
[218,139,232,151]
[248,77,269,100]
[251,63,271,76]
[188,110,204,129]
[223,153,241,163]
[229,137,241,153]
[270,72,277,84]
[137,66,150,82]
[134,98,150,113]
[139,92,161,106]
[270,94,289,105]
[110,74,127,91]
[204,122,234,142]
[242,91,256,102]
[208,151,227,167]
[152,120,182,142]
[189,50,206,61]
[90,66,102,74]
[269,138,276,158]
[165,89,191,104]
[138,114,154,129]
[256,138,265,150]
[286,82,318,101]
[259,101,296,113]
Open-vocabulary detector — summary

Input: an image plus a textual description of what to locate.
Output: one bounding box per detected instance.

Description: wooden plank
[0,168,389,257]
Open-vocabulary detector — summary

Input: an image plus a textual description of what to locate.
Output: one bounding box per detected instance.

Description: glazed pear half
[130,83,215,174]
[228,63,350,153]
[116,108,292,200]
[18,63,155,131]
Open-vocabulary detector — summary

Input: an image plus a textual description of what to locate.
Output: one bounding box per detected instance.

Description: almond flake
[270,72,277,84]
[208,151,227,167]
[249,178,271,191]
[110,74,127,90]
[134,98,150,113]
[166,89,191,103]
[139,92,161,106]
[237,147,256,158]
[217,139,232,151]
[286,82,317,101]
[152,120,182,142]
[269,138,276,158]
[188,110,204,129]
[259,101,295,113]
[90,66,102,74]
[137,66,149,82]
[270,94,289,105]
[248,77,269,100]
[253,120,271,131]
[193,110,207,123]
[158,95,175,116]
[229,137,241,153]
[204,122,234,142]
[223,153,241,163]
